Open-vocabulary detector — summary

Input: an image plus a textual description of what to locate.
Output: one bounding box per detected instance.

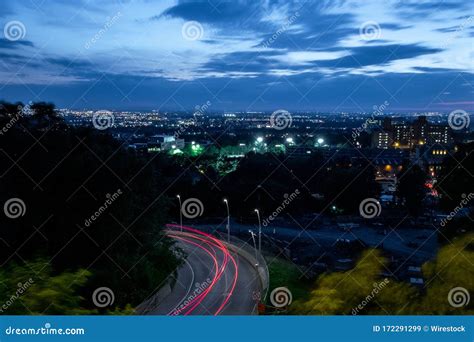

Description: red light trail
[166,224,238,315]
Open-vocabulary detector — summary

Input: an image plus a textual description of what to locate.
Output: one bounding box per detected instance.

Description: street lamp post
[254,209,261,255]
[176,195,182,232]
[223,199,230,243]
[248,230,259,267]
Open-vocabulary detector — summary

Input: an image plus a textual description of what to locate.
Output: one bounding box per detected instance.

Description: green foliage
[267,258,311,305]
[293,235,474,315]
[293,250,392,314]
[0,259,94,315]
[415,234,474,314]
[0,102,181,313]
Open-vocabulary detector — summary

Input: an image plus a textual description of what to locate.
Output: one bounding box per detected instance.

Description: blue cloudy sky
[0,0,473,112]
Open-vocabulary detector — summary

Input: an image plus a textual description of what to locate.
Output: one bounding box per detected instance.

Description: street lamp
[223,198,230,242]
[176,195,182,232]
[249,230,259,267]
[254,209,261,255]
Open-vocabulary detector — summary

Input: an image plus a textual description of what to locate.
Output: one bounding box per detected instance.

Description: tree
[0,102,181,312]
[293,234,474,315]
[398,164,427,216]
[436,142,474,211]
[292,250,411,314]
[0,259,94,315]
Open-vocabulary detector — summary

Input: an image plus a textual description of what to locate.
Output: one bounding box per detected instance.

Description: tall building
[371,116,452,149]
[372,129,392,149]
[393,124,413,148]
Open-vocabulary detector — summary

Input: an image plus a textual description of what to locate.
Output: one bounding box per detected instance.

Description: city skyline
[0,0,473,111]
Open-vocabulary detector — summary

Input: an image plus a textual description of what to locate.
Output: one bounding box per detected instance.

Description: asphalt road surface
[149,225,261,315]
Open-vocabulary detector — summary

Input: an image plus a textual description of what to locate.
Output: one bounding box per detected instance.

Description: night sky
[0,0,473,112]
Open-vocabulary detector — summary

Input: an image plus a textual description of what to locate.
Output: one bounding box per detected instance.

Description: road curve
[149,225,261,315]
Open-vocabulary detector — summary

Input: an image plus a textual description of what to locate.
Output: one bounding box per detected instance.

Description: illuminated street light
[256,137,264,143]
[317,138,324,145]
[254,209,262,254]
[176,195,182,232]
[286,137,294,144]
[223,199,230,243]
[248,230,259,267]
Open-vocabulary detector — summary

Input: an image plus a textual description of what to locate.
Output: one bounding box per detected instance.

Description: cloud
[0,38,34,49]
[0,0,472,110]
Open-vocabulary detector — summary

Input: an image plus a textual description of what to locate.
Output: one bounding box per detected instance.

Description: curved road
[149,225,261,315]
